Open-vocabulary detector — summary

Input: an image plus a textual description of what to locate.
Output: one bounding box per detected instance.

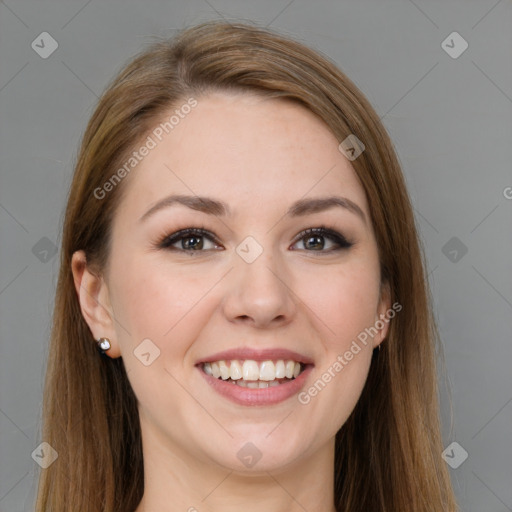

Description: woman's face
[85,92,390,473]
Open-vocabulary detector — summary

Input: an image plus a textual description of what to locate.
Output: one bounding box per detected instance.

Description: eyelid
[290,226,353,250]
[157,227,223,250]
[157,225,353,252]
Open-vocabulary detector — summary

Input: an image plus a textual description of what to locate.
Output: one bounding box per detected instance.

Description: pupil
[305,235,324,250]
[184,236,203,250]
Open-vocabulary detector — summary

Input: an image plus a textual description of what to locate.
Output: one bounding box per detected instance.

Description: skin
[72,91,390,512]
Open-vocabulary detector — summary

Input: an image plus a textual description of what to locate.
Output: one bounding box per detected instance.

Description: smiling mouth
[201,359,306,388]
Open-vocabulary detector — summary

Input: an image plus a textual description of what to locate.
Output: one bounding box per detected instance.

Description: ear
[374,280,392,348]
[71,250,121,358]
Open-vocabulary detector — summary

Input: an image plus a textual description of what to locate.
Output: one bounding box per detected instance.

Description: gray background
[1,1,511,510]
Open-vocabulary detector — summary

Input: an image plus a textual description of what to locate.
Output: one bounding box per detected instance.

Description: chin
[203,430,310,474]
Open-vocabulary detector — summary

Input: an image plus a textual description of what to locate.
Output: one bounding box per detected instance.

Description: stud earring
[96,337,111,353]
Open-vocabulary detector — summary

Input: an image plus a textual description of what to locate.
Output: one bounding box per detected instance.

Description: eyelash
[156,226,354,253]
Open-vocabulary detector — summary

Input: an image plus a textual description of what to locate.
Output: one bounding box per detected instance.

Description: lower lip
[198,365,313,406]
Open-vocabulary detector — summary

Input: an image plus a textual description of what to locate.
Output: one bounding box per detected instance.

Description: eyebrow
[139,194,366,224]
[139,195,229,222]
[287,196,366,224]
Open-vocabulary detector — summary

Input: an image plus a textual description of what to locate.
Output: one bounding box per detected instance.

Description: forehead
[114,92,369,222]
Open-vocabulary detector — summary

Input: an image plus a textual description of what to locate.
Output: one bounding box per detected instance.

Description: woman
[35,21,459,511]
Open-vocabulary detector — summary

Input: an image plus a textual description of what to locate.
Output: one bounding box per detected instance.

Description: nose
[221,247,296,329]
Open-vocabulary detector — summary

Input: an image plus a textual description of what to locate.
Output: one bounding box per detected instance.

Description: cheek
[294,268,379,435]
[109,255,220,358]
[107,260,206,410]
[296,261,381,351]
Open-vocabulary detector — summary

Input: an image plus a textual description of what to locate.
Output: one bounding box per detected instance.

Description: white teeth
[242,360,260,381]
[259,360,275,381]
[230,360,242,380]
[275,360,286,379]
[246,381,258,389]
[218,360,230,380]
[285,360,295,379]
[211,362,221,379]
[258,381,269,388]
[203,359,305,382]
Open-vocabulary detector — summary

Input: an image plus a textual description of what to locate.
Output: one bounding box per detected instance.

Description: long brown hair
[35,21,458,511]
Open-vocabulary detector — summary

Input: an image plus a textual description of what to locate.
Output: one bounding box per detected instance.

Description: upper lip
[196,347,314,365]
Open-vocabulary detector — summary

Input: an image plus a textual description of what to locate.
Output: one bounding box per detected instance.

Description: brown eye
[159,228,222,252]
[292,228,353,252]
[303,234,325,250]
[179,235,204,250]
